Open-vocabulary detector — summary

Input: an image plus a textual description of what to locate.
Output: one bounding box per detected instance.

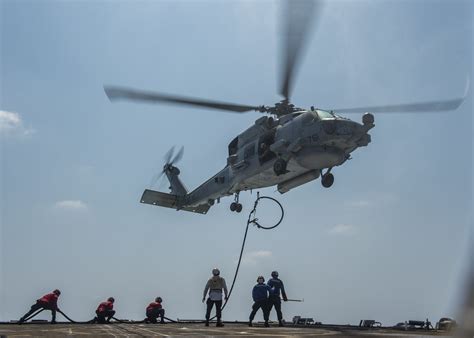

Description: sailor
[18,289,61,324]
[146,297,165,323]
[95,297,115,323]
[267,270,288,327]
[202,268,228,327]
[249,276,271,327]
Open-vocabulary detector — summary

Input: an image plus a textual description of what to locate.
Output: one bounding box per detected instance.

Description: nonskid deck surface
[0,322,454,337]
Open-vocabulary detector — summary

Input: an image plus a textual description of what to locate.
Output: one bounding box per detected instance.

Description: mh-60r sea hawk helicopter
[104,1,467,215]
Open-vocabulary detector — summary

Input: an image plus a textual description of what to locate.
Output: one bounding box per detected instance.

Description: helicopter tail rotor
[149,146,185,189]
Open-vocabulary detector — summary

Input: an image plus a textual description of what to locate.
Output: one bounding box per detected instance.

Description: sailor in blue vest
[249,276,271,327]
[267,270,288,326]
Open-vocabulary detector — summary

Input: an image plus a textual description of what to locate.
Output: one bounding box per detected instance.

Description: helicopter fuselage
[180,109,374,210]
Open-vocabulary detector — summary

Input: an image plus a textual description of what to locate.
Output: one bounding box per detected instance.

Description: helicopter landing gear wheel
[273,158,287,176]
[321,173,334,188]
[235,203,242,213]
[230,192,242,212]
[230,202,243,212]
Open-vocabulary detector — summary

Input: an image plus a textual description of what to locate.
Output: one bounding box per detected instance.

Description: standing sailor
[249,276,271,327]
[202,268,228,327]
[267,270,288,327]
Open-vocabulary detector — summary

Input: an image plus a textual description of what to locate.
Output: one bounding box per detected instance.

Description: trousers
[268,295,283,321]
[249,299,269,321]
[96,310,115,323]
[146,308,165,323]
[205,298,222,320]
[21,301,56,322]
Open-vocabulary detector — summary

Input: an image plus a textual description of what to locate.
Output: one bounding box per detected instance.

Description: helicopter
[104,0,467,214]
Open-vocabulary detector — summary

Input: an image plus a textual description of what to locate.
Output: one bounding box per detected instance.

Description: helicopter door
[258,131,276,164]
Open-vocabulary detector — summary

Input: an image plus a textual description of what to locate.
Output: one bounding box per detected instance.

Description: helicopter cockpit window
[228,137,238,156]
[301,112,315,125]
[316,110,335,120]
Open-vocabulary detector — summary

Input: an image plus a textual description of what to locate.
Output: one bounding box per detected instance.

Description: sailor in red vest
[145,297,165,323]
[95,297,115,323]
[18,289,61,324]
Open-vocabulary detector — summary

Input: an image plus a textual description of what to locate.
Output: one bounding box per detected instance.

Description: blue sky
[1,0,472,325]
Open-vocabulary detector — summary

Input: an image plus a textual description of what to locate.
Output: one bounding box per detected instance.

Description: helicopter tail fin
[164,165,188,196]
[140,189,210,214]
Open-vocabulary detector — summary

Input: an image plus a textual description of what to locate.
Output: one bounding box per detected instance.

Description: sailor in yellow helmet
[202,268,228,327]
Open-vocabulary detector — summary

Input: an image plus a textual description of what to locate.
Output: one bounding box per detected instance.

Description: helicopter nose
[321,119,358,136]
[321,120,337,135]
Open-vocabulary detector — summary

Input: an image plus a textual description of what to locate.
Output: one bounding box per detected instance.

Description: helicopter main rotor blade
[332,96,467,114]
[104,86,261,113]
[333,77,470,114]
[280,0,320,101]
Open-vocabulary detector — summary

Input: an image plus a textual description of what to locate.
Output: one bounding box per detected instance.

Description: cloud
[328,224,356,236]
[54,200,88,211]
[238,250,272,266]
[347,200,371,208]
[345,194,398,208]
[0,110,34,136]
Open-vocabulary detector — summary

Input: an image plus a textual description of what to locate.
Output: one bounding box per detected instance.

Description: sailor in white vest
[202,268,228,327]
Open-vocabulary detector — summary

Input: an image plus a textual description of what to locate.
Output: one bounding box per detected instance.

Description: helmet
[271,271,279,278]
[257,276,265,283]
[53,289,61,296]
[108,297,115,303]
[212,268,220,276]
[155,297,162,303]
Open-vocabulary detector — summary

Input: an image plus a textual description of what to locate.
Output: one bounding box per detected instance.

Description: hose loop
[248,193,284,230]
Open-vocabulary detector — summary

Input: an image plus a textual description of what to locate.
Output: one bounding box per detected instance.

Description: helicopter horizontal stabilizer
[140,189,210,214]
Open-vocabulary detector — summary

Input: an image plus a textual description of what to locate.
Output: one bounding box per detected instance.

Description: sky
[1,0,472,326]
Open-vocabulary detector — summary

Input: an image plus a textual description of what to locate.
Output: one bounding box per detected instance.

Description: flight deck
[0,321,455,337]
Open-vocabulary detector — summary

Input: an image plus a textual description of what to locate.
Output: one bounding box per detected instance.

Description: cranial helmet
[257,276,265,283]
[271,271,279,278]
[53,289,61,296]
[155,297,162,303]
[212,268,220,276]
[108,297,115,303]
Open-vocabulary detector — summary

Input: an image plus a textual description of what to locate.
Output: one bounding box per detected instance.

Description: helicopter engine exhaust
[277,170,320,194]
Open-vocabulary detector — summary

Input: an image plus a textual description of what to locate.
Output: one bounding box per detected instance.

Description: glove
[224,297,228,301]
[202,297,205,303]
[283,297,288,302]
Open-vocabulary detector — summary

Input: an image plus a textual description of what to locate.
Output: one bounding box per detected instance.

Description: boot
[278,320,284,327]
[248,321,253,327]
[216,320,224,327]
[264,321,270,327]
[205,320,209,327]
